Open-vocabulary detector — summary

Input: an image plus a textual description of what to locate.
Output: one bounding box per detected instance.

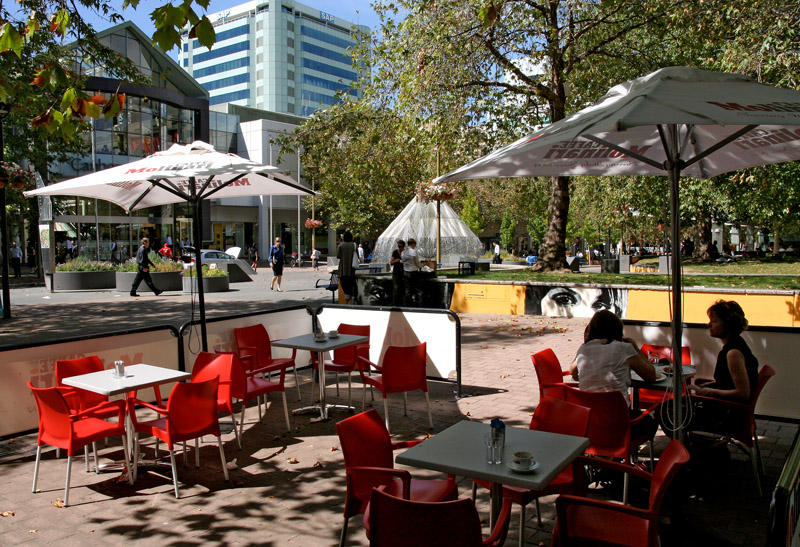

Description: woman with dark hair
[570,310,656,395]
[690,300,759,402]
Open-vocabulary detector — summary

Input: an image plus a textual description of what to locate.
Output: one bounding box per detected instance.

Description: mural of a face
[538,287,627,318]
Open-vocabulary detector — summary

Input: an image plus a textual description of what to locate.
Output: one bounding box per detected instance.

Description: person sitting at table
[688,300,759,433]
[570,310,657,435]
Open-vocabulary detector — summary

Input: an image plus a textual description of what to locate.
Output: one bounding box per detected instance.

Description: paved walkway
[0,283,795,545]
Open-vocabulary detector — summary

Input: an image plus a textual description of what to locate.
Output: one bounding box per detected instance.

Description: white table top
[631,364,696,389]
[272,333,369,352]
[61,364,190,396]
[395,420,589,490]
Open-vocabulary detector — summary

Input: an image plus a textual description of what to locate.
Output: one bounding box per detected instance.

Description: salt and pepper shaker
[113,360,125,378]
[490,418,506,464]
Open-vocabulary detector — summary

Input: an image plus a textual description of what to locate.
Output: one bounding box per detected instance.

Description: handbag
[351,247,360,268]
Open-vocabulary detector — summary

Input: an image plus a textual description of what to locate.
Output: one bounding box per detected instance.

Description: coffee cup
[328,330,339,337]
[513,451,533,468]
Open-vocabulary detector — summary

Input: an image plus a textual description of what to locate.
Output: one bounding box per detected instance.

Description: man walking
[9,241,23,278]
[130,237,162,297]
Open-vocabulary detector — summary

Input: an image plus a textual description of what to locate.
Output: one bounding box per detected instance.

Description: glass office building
[179,0,369,116]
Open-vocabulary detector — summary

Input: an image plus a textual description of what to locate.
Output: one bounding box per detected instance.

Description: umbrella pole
[192,197,208,352]
[667,126,684,441]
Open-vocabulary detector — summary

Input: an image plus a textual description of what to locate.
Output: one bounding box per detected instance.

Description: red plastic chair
[310,323,370,408]
[335,409,458,547]
[472,398,591,545]
[553,440,690,546]
[358,343,432,434]
[562,385,657,503]
[636,344,691,409]
[531,349,577,401]
[191,352,247,448]
[210,351,292,439]
[234,324,300,401]
[28,382,130,507]
[368,485,512,547]
[690,364,775,495]
[128,377,229,498]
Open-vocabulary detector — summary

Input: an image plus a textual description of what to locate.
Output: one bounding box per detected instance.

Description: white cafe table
[395,420,589,526]
[630,364,696,408]
[272,332,369,422]
[62,364,191,479]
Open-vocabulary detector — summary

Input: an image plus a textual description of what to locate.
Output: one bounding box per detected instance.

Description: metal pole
[667,124,684,441]
[191,178,208,351]
[297,151,301,260]
[91,119,100,261]
[0,111,11,318]
[436,147,441,264]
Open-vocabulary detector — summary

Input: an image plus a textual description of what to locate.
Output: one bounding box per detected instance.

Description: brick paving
[0,310,795,546]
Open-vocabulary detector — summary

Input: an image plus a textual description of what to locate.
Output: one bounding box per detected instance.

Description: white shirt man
[357,243,364,263]
[401,238,420,272]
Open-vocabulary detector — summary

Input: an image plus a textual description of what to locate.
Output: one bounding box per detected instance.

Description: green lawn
[453,269,800,290]
[633,256,800,274]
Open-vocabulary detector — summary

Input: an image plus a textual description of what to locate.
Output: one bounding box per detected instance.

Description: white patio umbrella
[436,66,800,434]
[26,141,314,350]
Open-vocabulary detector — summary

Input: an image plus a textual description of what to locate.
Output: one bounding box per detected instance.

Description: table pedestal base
[293,403,355,422]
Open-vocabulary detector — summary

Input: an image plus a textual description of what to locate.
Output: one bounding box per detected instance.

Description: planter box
[53,271,115,290]
[182,275,229,293]
[115,271,183,292]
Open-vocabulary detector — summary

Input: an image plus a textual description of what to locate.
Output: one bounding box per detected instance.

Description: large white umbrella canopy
[25,140,310,210]
[25,141,314,351]
[436,66,800,436]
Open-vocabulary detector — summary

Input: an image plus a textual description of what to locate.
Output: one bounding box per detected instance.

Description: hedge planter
[54,271,116,290]
[182,275,229,293]
[115,271,183,292]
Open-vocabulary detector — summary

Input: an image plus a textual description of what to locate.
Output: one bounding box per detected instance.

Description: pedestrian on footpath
[311,247,320,271]
[10,241,23,278]
[269,237,285,291]
[130,237,162,297]
[337,231,357,304]
[391,240,405,306]
[249,242,258,272]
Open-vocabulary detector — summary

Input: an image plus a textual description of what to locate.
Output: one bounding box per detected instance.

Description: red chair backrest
[639,343,691,365]
[234,324,273,369]
[55,355,107,409]
[563,385,631,459]
[381,343,428,393]
[368,487,484,547]
[530,398,591,438]
[648,440,690,512]
[336,409,394,470]
[333,323,370,365]
[165,377,220,440]
[192,352,246,404]
[742,365,775,440]
[531,348,569,400]
[28,383,73,447]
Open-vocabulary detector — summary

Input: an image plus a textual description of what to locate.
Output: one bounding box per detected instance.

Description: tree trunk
[533,175,570,271]
[772,220,781,256]
[696,219,714,260]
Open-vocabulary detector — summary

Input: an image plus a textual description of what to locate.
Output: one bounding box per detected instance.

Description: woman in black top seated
[689,300,759,432]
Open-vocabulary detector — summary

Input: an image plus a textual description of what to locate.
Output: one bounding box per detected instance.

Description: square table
[631,364,696,408]
[62,364,191,479]
[273,332,369,422]
[396,420,589,526]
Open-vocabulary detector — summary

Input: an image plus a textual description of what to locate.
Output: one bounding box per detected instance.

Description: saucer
[651,371,665,382]
[507,460,539,474]
[328,332,340,338]
[314,335,327,343]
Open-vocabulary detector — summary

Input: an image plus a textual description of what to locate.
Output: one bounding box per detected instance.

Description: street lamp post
[0,101,11,319]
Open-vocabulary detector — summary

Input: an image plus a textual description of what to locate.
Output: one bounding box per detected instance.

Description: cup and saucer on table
[327,330,339,339]
[508,450,538,473]
[314,331,327,342]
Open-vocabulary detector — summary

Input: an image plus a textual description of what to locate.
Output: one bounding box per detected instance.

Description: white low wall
[317,304,460,384]
[0,326,180,438]
[624,320,800,420]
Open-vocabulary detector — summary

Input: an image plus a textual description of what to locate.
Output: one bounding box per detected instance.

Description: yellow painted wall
[626,289,800,327]
[449,283,526,315]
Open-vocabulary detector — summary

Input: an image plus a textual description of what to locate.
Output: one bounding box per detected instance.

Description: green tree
[354,0,695,271]
[499,210,515,251]
[459,186,484,235]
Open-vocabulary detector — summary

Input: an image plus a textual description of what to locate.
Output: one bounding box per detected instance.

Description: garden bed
[115,271,183,292]
[53,271,116,290]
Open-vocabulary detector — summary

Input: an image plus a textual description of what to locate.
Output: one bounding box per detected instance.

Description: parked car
[180,247,239,270]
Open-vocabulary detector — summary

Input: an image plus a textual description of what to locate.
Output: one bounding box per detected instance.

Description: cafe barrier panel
[769,429,800,546]
[624,319,800,420]
[317,304,462,395]
[179,305,314,374]
[0,325,181,438]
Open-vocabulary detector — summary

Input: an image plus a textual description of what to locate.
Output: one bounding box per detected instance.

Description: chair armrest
[484,496,514,547]
[128,398,169,416]
[349,466,411,499]
[357,355,380,373]
[561,370,572,377]
[631,402,660,424]
[691,393,748,409]
[72,400,126,421]
[392,439,423,450]
[577,455,653,482]
[556,493,654,519]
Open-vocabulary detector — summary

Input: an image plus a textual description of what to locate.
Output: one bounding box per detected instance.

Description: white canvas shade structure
[370,197,483,266]
[436,66,800,434]
[25,141,314,350]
